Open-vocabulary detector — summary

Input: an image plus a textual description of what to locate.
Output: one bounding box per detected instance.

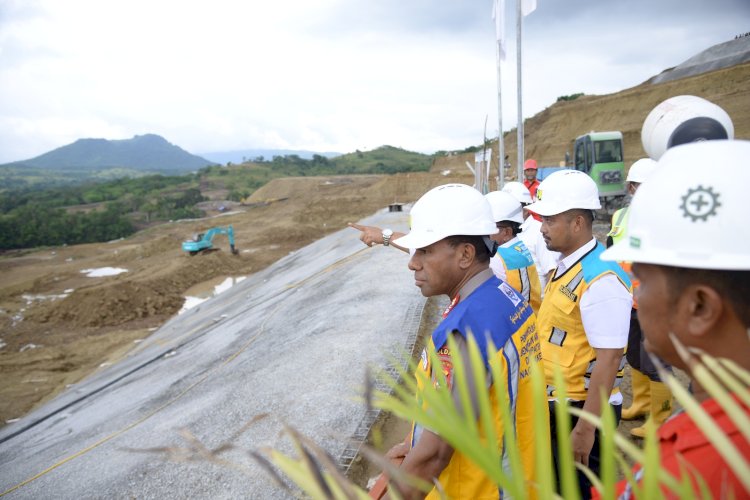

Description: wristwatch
[382,228,393,246]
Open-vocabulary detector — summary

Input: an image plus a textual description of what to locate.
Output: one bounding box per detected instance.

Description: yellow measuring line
[284,246,370,289]
[1,245,372,496]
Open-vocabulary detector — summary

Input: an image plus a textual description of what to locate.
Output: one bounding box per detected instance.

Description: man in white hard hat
[501,181,561,294]
[608,158,674,439]
[526,169,633,499]
[382,183,546,499]
[600,140,750,498]
[485,190,542,312]
[607,159,658,247]
[501,180,533,207]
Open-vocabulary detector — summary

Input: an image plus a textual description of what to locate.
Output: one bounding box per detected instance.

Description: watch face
[383,229,393,237]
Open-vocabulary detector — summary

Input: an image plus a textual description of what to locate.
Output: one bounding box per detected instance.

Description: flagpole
[516,0,524,183]
[492,0,506,190]
[496,40,504,190]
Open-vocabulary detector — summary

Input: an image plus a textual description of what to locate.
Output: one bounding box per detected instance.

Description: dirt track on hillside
[433,62,750,174]
[0,171,472,424]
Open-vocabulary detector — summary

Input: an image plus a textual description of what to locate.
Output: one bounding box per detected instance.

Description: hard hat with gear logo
[602,140,750,270]
[626,158,658,184]
[393,184,498,250]
[500,181,533,204]
[526,169,601,216]
[485,191,524,223]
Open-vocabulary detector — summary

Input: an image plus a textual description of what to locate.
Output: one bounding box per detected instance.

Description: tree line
[1,149,432,250]
[0,175,205,250]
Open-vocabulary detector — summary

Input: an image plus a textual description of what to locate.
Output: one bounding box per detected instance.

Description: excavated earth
[0,171,473,425]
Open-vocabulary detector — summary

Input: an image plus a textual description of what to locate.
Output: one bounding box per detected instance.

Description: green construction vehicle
[572,131,626,202]
[182,225,238,255]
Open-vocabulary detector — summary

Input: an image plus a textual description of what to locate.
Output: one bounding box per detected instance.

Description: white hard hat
[642,95,734,161]
[526,169,601,216]
[485,191,524,224]
[393,184,498,249]
[626,158,658,183]
[500,181,533,204]
[602,140,750,270]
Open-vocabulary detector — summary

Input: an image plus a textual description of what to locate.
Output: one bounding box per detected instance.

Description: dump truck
[537,131,626,209]
[572,131,626,200]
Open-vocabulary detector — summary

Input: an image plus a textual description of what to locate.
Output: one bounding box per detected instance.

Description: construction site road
[0,208,425,499]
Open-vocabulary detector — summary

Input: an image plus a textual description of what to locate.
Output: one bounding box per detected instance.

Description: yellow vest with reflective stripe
[607,206,630,245]
[536,242,631,401]
[497,242,542,313]
[411,276,545,499]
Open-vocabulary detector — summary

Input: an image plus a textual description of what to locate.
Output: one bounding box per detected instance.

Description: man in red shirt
[601,140,750,498]
[522,159,540,199]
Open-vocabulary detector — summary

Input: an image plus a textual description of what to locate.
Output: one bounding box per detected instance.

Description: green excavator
[182,225,238,255]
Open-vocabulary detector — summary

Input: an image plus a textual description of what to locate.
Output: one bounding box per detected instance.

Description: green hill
[1,134,213,187]
[329,145,431,174]
[11,134,212,171]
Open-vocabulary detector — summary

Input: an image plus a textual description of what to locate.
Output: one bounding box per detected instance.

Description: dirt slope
[0,171,471,424]
[434,61,750,177]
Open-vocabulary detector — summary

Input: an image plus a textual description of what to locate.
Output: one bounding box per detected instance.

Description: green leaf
[552,366,580,500]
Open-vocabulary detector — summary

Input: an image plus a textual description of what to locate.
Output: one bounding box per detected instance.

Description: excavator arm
[182,225,238,255]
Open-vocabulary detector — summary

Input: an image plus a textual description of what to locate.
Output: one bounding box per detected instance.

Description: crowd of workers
[351,96,749,499]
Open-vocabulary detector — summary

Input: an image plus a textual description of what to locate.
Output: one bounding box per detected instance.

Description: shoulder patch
[498,281,522,307]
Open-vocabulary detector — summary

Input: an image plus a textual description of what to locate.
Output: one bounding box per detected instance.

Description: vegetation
[557,92,585,102]
[261,336,749,499]
[0,203,136,250]
[329,145,431,175]
[0,164,154,190]
[0,174,206,249]
[0,146,432,250]
[139,335,748,498]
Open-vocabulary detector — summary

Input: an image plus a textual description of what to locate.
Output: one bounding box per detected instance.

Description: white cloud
[0,0,747,163]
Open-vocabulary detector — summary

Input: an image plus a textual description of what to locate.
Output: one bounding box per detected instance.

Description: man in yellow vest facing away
[607,159,674,439]
[526,170,633,500]
[607,159,656,247]
[485,190,542,312]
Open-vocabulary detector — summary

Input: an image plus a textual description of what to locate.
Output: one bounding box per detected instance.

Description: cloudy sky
[0,0,747,163]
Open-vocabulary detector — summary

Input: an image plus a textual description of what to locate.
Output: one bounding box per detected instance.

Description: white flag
[521,0,537,16]
[492,0,506,60]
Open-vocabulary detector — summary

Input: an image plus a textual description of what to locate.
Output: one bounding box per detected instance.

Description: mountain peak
[132,133,170,143]
[11,134,212,172]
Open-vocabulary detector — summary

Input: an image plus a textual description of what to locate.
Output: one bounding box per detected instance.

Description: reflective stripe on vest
[607,206,630,244]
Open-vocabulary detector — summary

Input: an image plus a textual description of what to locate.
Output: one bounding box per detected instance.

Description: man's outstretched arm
[348,222,409,253]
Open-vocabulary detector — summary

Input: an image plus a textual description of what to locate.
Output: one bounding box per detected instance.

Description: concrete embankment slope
[0,209,423,499]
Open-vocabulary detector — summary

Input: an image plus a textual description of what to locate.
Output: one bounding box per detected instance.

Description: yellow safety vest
[607,206,640,307]
[411,277,545,499]
[607,206,630,245]
[536,242,631,401]
[496,241,542,313]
